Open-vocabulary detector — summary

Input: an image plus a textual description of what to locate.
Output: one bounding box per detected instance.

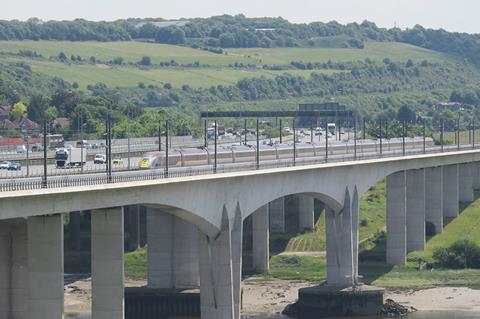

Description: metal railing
[0,139,476,193]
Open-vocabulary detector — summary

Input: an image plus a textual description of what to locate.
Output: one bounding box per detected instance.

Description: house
[0,105,11,120]
[53,117,70,129]
[13,118,41,131]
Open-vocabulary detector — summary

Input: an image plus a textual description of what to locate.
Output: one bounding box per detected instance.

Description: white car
[0,161,11,169]
[94,154,106,164]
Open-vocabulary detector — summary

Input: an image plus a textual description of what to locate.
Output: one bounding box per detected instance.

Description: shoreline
[64,277,480,317]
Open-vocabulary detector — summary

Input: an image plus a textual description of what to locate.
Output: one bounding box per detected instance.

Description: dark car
[7,162,21,171]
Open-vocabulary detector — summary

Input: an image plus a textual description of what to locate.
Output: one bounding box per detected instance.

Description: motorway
[0,140,472,193]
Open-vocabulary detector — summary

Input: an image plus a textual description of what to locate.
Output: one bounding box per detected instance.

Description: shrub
[360,219,369,227]
[433,239,480,269]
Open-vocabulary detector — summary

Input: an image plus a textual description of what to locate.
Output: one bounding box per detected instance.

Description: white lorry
[55,147,87,168]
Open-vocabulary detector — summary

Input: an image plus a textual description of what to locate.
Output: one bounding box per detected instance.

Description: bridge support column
[27,215,64,319]
[252,204,269,273]
[146,208,199,289]
[198,210,235,319]
[459,163,475,202]
[325,187,356,287]
[387,171,407,265]
[231,204,243,319]
[298,195,315,232]
[125,205,140,252]
[473,162,480,190]
[425,167,444,234]
[0,219,28,319]
[406,169,426,252]
[269,198,285,233]
[92,207,124,319]
[443,164,459,218]
[69,211,81,251]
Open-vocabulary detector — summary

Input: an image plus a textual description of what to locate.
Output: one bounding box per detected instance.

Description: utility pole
[325,119,329,162]
[256,119,259,169]
[108,117,112,182]
[354,118,357,160]
[440,119,444,152]
[279,119,283,144]
[214,119,218,173]
[204,119,207,147]
[293,119,296,166]
[42,119,47,188]
[165,120,169,177]
[379,120,383,156]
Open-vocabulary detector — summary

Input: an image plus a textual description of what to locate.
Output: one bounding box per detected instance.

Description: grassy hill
[228,42,451,65]
[0,40,455,89]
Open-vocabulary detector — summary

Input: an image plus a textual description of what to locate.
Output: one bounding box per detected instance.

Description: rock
[380,298,409,317]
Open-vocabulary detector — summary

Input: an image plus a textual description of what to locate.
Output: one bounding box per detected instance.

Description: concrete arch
[140,203,217,237]
[244,191,342,220]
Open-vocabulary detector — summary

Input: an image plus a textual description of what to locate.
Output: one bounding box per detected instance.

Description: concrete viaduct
[0,149,479,319]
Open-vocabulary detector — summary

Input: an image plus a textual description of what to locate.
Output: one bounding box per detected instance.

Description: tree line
[2,16,480,66]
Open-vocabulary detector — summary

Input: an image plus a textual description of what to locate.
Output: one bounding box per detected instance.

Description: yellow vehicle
[112,157,123,164]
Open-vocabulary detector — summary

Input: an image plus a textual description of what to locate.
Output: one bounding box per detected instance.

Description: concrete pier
[386,171,407,265]
[406,169,426,252]
[252,204,269,273]
[172,217,200,288]
[0,219,28,319]
[27,215,64,319]
[92,207,125,319]
[231,205,243,319]
[125,205,140,252]
[425,167,443,234]
[459,163,475,202]
[298,195,315,232]
[269,198,285,233]
[198,211,235,319]
[325,206,339,286]
[443,164,459,218]
[69,211,81,250]
[146,209,199,289]
[325,188,356,287]
[473,162,480,190]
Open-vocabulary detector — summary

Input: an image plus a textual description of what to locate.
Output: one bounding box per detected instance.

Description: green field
[227,42,451,65]
[0,40,450,66]
[0,40,456,89]
[4,56,327,89]
[0,40,252,65]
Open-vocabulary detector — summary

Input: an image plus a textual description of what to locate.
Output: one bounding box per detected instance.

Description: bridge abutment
[91,207,125,319]
[425,167,444,234]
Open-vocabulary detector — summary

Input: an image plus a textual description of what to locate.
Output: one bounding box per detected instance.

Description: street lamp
[21,123,29,177]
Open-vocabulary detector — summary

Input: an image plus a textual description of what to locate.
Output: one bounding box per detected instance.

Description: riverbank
[64,277,480,317]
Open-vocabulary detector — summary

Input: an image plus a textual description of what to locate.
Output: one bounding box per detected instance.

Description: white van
[16,145,26,153]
